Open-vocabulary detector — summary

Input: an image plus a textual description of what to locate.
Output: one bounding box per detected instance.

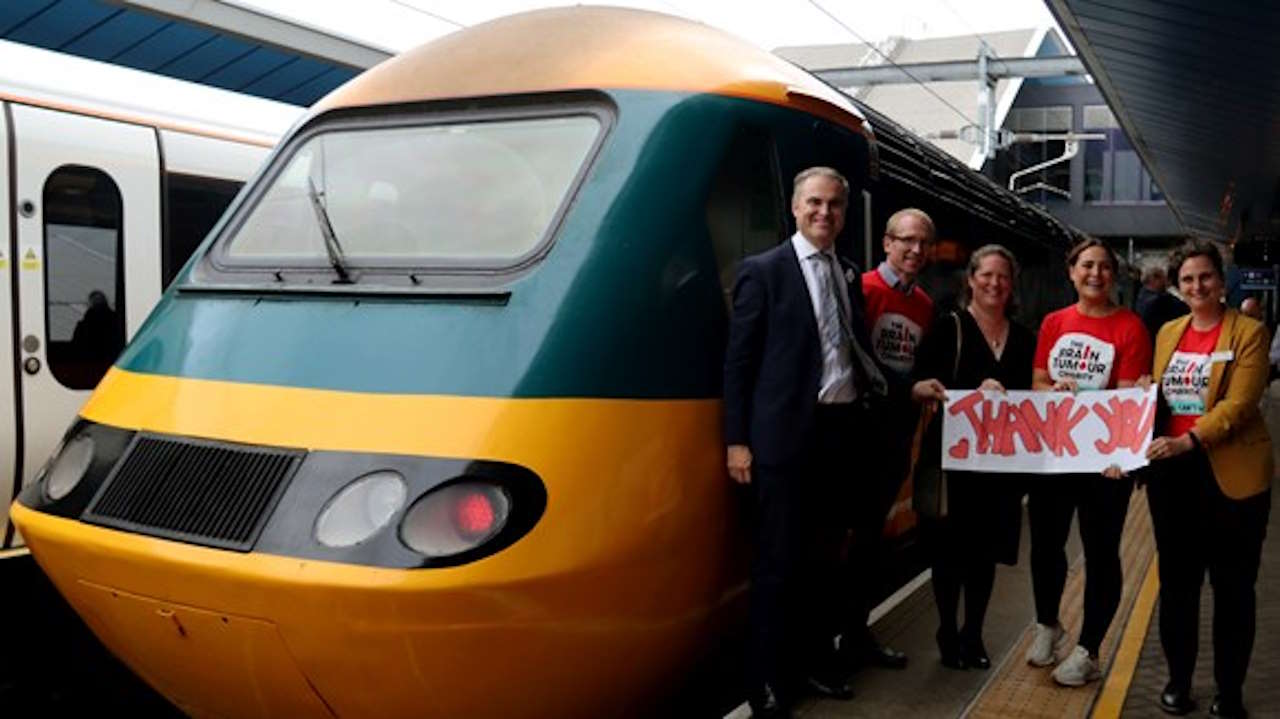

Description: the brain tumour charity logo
[1165,352,1211,392]
[1048,333,1116,389]
[871,313,923,373]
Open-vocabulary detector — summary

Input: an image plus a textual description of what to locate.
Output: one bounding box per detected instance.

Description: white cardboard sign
[940,386,1157,474]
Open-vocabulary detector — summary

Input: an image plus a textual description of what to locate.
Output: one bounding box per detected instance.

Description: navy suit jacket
[723,239,879,467]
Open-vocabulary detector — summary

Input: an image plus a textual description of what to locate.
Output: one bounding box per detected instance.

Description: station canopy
[1047,0,1280,242]
[0,0,395,107]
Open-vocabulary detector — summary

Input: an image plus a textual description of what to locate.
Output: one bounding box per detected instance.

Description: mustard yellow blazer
[1153,308,1273,499]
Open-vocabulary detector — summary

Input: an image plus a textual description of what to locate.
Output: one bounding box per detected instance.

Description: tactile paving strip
[964,487,1156,719]
[1120,489,1280,718]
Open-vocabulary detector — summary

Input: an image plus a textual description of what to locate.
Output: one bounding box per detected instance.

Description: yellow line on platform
[1091,555,1159,718]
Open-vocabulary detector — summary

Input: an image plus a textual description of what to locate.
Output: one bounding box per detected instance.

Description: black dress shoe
[959,636,991,670]
[748,683,790,719]
[803,672,854,701]
[1209,694,1247,719]
[936,628,967,670]
[863,641,908,669]
[1159,682,1195,715]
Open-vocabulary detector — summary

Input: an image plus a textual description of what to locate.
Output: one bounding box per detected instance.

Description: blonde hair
[884,208,935,240]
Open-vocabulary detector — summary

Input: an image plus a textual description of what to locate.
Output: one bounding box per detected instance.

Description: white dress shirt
[791,232,856,403]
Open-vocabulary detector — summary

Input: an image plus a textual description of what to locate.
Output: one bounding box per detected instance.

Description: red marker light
[454,490,496,538]
[400,481,512,558]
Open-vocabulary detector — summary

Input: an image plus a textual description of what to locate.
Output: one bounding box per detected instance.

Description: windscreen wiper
[306,176,354,284]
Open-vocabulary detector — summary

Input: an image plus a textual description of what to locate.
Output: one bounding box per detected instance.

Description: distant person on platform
[71,289,123,362]
[1134,262,1188,341]
[1240,296,1264,322]
[835,208,938,672]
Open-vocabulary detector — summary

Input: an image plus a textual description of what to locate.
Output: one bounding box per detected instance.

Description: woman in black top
[911,244,1035,669]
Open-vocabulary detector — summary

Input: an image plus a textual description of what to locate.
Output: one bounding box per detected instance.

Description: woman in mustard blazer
[1144,240,1272,718]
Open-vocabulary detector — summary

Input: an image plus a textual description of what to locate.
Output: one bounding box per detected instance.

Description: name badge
[1210,350,1234,363]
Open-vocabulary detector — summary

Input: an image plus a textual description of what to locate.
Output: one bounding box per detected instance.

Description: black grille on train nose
[83,435,304,551]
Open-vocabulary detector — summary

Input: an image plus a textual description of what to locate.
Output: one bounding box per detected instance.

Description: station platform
[769,480,1280,719]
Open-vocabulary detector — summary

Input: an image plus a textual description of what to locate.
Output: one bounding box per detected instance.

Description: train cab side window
[164,173,243,286]
[43,166,125,391]
[705,128,785,304]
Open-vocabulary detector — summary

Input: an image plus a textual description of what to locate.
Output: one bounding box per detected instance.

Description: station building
[777,29,1185,296]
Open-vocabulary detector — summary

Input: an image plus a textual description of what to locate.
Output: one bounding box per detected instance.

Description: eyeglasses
[886,234,933,250]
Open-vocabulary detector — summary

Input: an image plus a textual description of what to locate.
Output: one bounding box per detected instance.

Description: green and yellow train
[11,7,1076,718]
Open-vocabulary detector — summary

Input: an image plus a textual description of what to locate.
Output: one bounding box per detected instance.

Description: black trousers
[921,515,996,641]
[1027,474,1133,654]
[748,403,856,689]
[839,400,904,642]
[1146,449,1270,699]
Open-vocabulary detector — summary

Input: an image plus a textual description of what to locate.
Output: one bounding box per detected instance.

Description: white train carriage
[0,39,301,548]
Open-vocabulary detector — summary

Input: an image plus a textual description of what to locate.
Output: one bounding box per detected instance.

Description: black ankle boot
[937,628,966,670]
[1159,681,1195,715]
[959,632,991,670]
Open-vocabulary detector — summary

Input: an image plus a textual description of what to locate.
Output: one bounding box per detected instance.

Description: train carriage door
[0,108,13,546]
[6,106,159,547]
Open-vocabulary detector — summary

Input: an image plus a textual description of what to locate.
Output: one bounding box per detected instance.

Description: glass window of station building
[1001,105,1072,205]
[1082,105,1163,204]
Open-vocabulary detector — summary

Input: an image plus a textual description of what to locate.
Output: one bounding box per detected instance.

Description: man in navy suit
[724,166,887,717]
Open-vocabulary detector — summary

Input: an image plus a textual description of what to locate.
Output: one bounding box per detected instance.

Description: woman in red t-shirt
[1025,238,1152,687]
[1142,241,1272,717]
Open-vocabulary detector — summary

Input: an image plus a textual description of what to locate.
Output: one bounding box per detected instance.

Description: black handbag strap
[951,311,963,384]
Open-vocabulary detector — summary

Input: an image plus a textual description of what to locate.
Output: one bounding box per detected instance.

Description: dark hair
[962,244,1020,317]
[1167,239,1224,284]
[1065,237,1119,270]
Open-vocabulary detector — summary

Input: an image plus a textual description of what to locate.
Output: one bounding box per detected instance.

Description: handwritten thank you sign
[940,386,1157,473]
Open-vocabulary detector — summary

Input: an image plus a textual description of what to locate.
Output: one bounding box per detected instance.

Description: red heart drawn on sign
[948,438,970,459]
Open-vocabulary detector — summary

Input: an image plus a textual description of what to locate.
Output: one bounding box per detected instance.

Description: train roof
[0,39,300,147]
[311,6,871,139]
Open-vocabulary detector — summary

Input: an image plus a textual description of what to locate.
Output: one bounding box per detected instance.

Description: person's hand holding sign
[911,379,948,406]
[978,378,1006,393]
[1146,433,1194,462]
[1051,378,1079,393]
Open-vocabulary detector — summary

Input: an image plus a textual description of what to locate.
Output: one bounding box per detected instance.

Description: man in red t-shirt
[840,208,936,670]
[862,209,936,378]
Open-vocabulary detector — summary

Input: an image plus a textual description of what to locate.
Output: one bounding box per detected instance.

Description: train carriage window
[164,173,243,286]
[706,127,785,303]
[43,166,125,390]
[222,114,600,267]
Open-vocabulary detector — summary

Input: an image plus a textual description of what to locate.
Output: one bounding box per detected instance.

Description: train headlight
[315,470,407,548]
[400,481,511,557]
[44,434,95,501]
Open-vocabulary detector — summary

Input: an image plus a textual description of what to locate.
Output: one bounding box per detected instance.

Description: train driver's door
[5,105,160,547]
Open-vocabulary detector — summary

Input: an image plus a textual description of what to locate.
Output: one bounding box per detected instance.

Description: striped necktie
[813,252,888,397]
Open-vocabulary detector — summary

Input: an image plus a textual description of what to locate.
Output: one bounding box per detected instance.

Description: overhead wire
[933,0,1009,75]
[387,0,466,29]
[806,0,979,130]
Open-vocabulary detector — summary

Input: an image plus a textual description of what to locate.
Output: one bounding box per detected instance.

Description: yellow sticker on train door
[21,248,38,270]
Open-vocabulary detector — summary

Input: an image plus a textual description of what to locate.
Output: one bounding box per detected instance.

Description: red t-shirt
[1033,305,1151,390]
[862,267,933,375]
[1161,321,1223,438]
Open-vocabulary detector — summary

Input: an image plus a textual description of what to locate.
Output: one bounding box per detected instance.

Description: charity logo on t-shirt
[1162,350,1213,416]
[1047,332,1116,389]
[871,312,923,374]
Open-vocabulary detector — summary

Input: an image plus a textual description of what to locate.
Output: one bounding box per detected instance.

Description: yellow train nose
[14,489,741,718]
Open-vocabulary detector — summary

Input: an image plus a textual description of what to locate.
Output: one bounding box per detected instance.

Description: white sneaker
[1051,645,1101,686]
[1025,623,1065,667]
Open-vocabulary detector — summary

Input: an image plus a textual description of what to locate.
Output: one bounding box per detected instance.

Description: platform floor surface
[797,484,1149,719]
[796,474,1280,719]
